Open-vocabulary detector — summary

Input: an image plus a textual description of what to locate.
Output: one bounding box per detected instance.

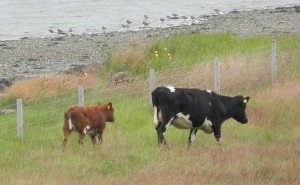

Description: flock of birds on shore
[48,10,223,35]
[116,13,198,30]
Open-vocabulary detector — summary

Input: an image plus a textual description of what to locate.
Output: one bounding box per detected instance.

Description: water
[0,0,299,40]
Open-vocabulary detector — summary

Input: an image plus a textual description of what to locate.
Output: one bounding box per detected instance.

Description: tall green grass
[105,33,300,76]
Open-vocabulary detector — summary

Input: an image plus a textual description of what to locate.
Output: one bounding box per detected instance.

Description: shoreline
[0,6,300,91]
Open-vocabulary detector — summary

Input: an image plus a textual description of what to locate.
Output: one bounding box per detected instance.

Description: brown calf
[62,102,115,147]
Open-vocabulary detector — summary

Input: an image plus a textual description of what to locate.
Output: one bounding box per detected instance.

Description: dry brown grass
[248,80,300,129]
[110,43,151,72]
[4,74,95,100]
[257,80,300,100]
[23,143,296,185]
[220,53,271,93]
[121,144,300,185]
[154,52,271,95]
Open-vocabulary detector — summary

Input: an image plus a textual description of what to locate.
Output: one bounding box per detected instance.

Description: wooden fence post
[16,99,23,138]
[271,40,277,83]
[78,85,84,106]
[149,69,156,106]
[214,58,221,94]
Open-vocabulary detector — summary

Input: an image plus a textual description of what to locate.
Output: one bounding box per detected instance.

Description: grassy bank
[106,33,300,75]
[0,33,300,184]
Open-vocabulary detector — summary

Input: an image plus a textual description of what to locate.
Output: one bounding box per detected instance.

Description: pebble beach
[0,6,300,91]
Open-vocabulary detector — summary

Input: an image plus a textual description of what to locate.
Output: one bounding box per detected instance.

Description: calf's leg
[90,135,97,146]
[97,130,103,145]
[78,133,85,145]
[62,128,72,147]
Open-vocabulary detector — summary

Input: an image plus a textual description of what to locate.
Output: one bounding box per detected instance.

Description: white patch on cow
[163,120,172,136]
[200,117,213,134]
[153,106,159,127]
[68,118,73,130]
[206,89,212,93]
[209,102,211,106]
[83,125,91,134]
[190,130,197,143]
[171,112,193,129]
[165,85,176,92]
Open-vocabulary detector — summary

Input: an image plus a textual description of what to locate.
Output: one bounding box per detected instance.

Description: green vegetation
[105,33,300,75]
[0,33,300,184]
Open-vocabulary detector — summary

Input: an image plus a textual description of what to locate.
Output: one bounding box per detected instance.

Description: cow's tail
[151,88,159,108]
[211,91,226,116]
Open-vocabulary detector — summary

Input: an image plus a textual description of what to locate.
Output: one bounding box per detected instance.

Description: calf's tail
[64,111,73,130]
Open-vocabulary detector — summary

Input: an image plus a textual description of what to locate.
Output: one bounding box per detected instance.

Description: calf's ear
[107,102,112,110]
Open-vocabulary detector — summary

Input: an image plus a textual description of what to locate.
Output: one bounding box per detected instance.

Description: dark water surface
[0,0,299,40]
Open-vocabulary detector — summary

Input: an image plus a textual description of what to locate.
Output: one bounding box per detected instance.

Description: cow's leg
[212,124,222,145]
[156,120,171,147]
[62,127,72,147]
[154,106,168,147]
[155,122,163,145]
[187,129,198,148]
[157,130,167,147]
[78,133,85,145]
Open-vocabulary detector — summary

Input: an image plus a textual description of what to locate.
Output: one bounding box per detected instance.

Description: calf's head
[106,102,115,122]
[98,102,115,122]
[231,96,250,124]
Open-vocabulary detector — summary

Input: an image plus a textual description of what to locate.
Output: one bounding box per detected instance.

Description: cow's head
[231,96,250,124]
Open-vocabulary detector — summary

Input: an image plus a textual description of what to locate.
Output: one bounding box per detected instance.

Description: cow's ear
[243,96,250,104]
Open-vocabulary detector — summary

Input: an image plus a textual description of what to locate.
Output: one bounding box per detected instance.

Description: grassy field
[0,33,300,185]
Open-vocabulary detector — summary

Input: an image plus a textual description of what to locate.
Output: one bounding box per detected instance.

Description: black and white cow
[151,85,250,147]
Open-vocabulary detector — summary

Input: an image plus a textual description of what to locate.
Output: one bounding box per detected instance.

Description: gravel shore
[0,6,300,91]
